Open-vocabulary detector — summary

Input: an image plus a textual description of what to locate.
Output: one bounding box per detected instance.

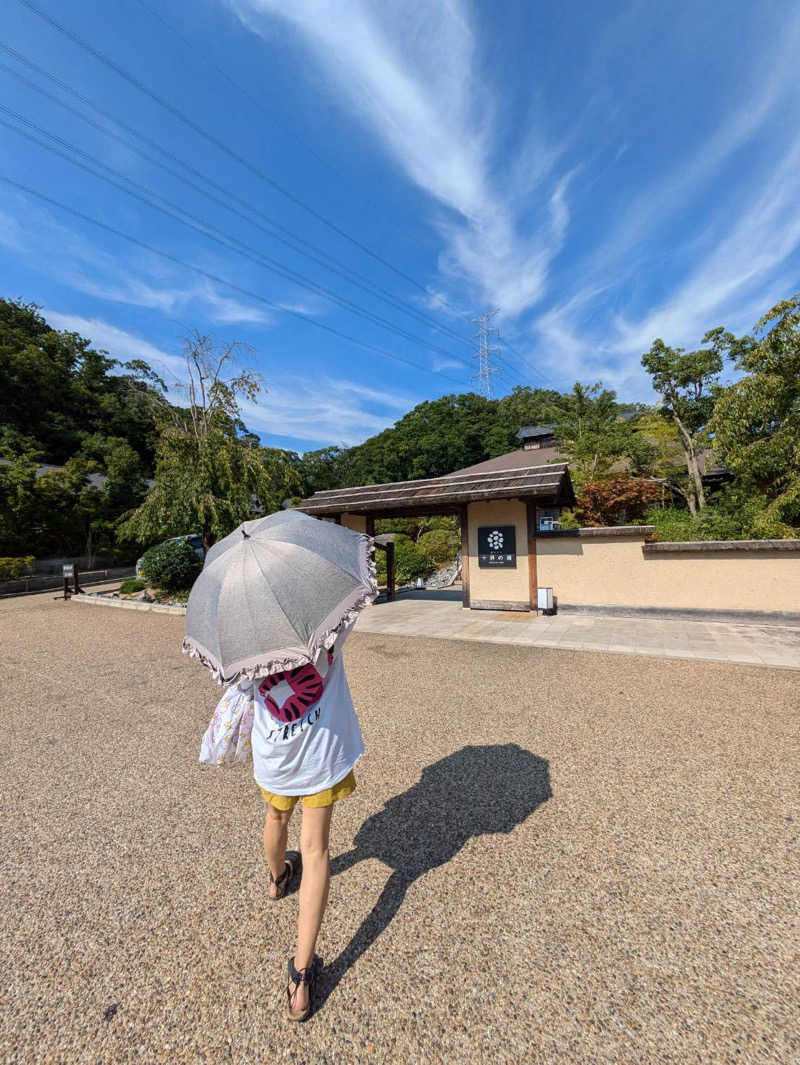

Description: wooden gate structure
[296,455,574,611]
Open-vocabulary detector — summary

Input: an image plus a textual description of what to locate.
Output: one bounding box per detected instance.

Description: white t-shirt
[246,625,363,796]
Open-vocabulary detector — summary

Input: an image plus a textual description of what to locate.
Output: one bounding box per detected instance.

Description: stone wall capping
[643,538,800,554]
[71,592,187,614]
[538,525,655,539]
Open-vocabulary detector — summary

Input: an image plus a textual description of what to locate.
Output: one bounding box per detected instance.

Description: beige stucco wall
[537,533,800,613]
[467,499,530,607]
[340,513,367,533]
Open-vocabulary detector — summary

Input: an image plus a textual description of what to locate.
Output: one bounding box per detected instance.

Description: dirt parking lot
[1,592,798,1064]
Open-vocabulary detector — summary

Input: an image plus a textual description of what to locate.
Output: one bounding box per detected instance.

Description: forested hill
[0,299,166,559]
[0,299,163,469]
[296,386,637,493]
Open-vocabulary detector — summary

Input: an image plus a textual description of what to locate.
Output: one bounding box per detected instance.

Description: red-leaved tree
[576,476,665,527]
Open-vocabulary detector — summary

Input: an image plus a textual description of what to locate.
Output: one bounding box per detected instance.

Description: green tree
[119,334,287,551]
[33,459,104,559]
[417,526,461,567]
[708,295,800,536]
[343,393,500,485]
[0,299,162,468]
[492,386,569,455]
[298,445,353,494]
[259,446,304,512]
[374,534,435,586]
[0,451,41,555]
[641,338,723,513]
[550,383,653,486]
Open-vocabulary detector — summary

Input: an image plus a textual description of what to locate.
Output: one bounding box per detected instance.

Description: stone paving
[356,589,800,669]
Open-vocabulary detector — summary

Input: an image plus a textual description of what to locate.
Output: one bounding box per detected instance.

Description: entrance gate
[297,459,574,612]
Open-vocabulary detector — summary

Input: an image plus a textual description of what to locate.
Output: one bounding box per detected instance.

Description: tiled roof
[296,462,574,515]
[443,446,563,476]
[516,425,555,439]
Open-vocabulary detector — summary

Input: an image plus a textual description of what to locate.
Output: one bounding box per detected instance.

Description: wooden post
[386,541,395,601]
[365,515,375,537]
[460,505,470,608]
[526,501,538,612]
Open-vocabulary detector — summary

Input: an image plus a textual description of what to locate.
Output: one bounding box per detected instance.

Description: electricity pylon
[470,310,500,398]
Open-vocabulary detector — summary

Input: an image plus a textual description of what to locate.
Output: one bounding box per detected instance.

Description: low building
[296,443,575,612]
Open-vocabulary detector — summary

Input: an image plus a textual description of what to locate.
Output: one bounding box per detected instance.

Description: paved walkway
[356,589,800,669]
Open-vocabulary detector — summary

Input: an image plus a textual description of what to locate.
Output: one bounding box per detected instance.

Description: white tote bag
[199,682,255,766]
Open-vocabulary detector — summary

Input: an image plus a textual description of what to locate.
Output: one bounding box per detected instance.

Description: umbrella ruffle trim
[181,534,378,685]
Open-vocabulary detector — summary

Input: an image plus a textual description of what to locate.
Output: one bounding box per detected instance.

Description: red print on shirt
[257,650,334,724]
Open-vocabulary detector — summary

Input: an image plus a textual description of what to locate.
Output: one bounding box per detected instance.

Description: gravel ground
[2,592,798,1065]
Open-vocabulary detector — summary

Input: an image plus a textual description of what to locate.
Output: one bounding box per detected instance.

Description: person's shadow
[316,744,551,1008]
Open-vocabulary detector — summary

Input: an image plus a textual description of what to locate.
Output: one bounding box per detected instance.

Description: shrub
[394,536,436,584]
[0,555,35,580]
[417,528,460,568]
[554,509,580,530]
[374,535,436,586]
[139,538,202,591]
[643,499,766,542]
[119,578,146,594]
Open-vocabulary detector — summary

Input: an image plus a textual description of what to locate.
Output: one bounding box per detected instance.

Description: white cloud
[610,139,800,355]
[531,123,800,401]
[41,311,188,384]
[525,8,800,398]
[0,198,309,327]
[239,375,418,446]
[39,309,417,446]
[227,0,572,316]
[227,0,800,399]
[432,355,466,373]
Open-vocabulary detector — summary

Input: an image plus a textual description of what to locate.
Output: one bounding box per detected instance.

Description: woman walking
[184,510,376,1022]
[251,625,362,1020]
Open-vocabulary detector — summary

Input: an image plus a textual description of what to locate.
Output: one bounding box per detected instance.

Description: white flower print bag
[199,682,255,766]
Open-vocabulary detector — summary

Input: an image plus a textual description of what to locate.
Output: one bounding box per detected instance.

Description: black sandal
[268,850,301,901]
[286,955,320,1022]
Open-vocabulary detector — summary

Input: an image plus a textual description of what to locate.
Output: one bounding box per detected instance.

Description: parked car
[136,534,204,580]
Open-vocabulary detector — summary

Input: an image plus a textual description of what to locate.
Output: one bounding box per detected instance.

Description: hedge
[139,539,202,592]
[0,556,35,580]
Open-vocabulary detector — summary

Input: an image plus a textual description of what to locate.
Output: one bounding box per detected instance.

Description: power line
[130,0,341,180]
[0,173,486,391]
[0,107,483,375]
[3,21,554,393]
[0,43,477,352]
[498,336,561,390]
[6,4,557,396]
[129,0,476,331]
[15,0,473,314]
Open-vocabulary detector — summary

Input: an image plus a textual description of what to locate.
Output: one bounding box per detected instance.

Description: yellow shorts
[259,770,356,812]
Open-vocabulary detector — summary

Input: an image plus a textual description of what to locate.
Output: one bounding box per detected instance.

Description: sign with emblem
[477,525,517,568]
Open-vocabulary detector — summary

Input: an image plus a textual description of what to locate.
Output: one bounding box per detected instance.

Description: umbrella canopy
[182,510,377,683]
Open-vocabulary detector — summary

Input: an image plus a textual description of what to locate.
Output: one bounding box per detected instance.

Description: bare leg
[263,804,293,898]
[290,803,333,1012]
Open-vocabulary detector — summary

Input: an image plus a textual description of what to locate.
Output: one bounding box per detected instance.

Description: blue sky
[2,0,799,452]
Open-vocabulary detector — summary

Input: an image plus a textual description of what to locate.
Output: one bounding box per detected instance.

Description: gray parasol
[182,510,377,684]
